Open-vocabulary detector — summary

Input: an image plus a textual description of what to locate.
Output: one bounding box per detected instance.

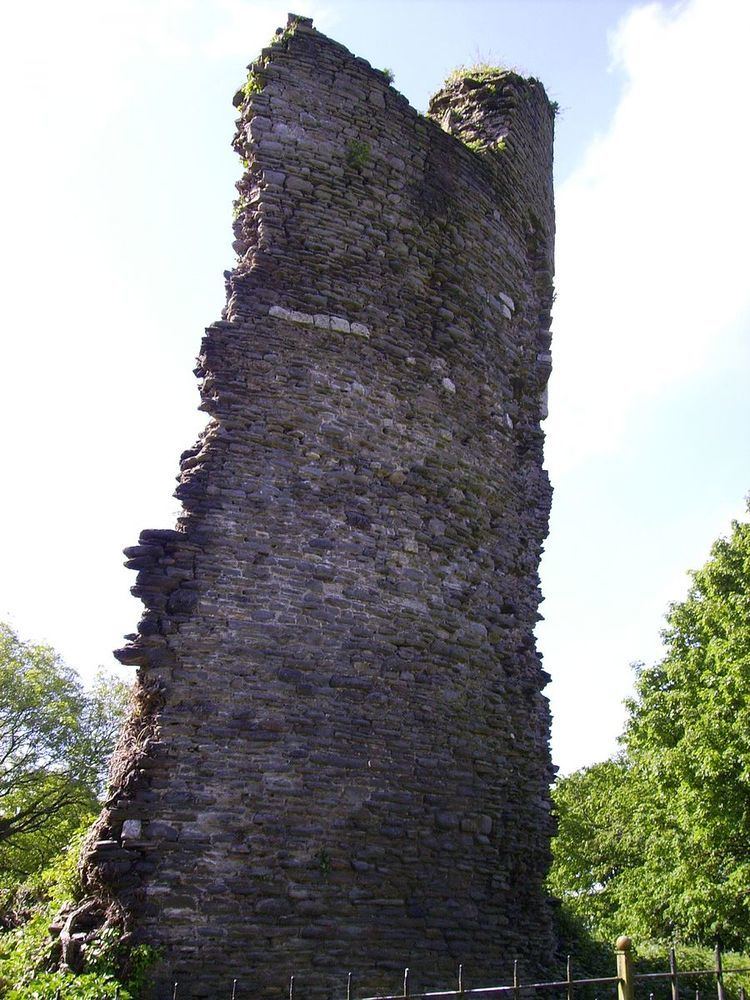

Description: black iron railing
[52,936,750,999]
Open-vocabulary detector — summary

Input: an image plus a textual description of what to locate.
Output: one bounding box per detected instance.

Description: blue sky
[0,0,748,775]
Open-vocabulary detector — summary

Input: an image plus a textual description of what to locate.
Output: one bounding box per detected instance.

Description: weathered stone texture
[82,14,556,999]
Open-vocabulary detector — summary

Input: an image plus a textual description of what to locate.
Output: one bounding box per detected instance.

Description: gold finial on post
[616,936,634,1000]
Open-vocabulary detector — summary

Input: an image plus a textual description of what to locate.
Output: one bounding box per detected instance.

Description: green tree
[549,513,750,947]
[0,623,130,884]
[547,757,642,940]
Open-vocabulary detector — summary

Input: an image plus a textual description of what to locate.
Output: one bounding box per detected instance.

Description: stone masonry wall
[82,15,557,1000]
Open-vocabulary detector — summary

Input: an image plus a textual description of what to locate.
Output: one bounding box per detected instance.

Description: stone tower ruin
[83,14,557,999]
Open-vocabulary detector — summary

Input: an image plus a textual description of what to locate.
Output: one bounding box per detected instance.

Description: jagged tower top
[227,11,554,328]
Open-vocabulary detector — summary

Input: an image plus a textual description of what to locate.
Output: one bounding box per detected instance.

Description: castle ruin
[82,15,557,998]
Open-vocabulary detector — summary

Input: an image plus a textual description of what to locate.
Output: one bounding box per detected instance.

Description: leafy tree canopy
[0,623,130,885]
[549,512,750,948]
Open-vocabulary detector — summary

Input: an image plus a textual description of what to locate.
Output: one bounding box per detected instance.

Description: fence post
[669,946,679,1000]
[616,936,634,1000]
[715,942,725,1000]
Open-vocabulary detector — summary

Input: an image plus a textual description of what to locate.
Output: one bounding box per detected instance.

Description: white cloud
[548,0,750,477]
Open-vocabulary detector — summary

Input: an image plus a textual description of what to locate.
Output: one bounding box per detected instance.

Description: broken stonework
[82,13,557,1000]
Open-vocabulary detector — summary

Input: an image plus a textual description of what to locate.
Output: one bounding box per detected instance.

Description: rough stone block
[329,316,351,333]
[121,820,142,841]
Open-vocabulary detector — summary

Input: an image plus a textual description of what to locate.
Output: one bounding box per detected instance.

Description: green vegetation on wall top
[444,62,508,86]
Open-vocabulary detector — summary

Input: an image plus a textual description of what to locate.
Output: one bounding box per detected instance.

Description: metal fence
[338,938,750,1000]
[53,936,750,999]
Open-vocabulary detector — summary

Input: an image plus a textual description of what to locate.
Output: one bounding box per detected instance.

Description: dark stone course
[81,13,557,1000]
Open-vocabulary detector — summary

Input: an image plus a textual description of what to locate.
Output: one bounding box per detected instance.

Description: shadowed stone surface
[82,14,557,999]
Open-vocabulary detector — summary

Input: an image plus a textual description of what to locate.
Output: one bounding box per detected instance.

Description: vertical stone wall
[83,14,556,999]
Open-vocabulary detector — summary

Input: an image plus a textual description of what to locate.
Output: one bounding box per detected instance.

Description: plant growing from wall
[346,140,370,170]
[268,22,297,50]
[232,195,250,221]
[315,848,331,879]
[241,70,262,100]
[233,69,263,108]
